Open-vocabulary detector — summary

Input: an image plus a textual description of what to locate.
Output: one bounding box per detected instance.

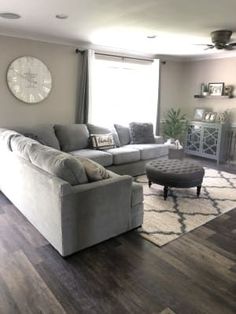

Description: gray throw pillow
[114,124,131,146]
[87,124,120,147]
[77,157,110,182]
[28,143,88,185]
[129,122,155,144]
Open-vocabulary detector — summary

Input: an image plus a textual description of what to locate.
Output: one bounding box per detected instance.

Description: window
[89,54,160,131]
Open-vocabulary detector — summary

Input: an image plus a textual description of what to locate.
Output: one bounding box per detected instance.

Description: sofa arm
[154,135,164,144]
[61,175,134,256]
[70,174,132,194]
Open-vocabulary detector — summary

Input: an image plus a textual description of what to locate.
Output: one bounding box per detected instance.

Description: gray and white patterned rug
[136,168,236,246]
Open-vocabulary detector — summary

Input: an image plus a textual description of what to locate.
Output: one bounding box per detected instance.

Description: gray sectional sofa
[12,123,169,176]
[0,123,169,257]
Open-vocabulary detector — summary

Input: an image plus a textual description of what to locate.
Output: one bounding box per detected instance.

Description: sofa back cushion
[87,124,120,147]
[129,122,155,144]
[13,125,60,150]
[54,124,89,152]
[28,143,88,185]
[114,124,131,146]
[0,129,21,151]
[10,135,39,160]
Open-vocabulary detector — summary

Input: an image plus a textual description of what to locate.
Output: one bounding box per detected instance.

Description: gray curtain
[76,49,93,123]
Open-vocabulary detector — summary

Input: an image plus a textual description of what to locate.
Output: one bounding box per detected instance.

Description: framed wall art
[208,82,224,96]
[193,108,205,121]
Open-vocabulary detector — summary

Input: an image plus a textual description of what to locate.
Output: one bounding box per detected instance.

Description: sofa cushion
[78,158,110,182]
[70,149,113,167]
[128,144,169,160]
[129,122,155,144]
[90,133,115,150]
[87,124,120,147]
[10,135,39,160]
[114,124,131,146]
[28,143,88,185]
[54,124,89,152]
[0,129,21,151]
[14,125,60,150]
[106,147,140,165]
[24,133,46,145]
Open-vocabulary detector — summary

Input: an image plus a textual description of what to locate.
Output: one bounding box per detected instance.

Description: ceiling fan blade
[224,45,233,50]
[194,44,213,47]
[204,45,215,50]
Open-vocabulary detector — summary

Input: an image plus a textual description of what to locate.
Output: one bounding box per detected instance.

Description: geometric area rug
[136,168,236,246]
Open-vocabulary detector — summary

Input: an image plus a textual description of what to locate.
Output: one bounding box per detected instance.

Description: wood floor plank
[0,276,21,314]
[0,250,66,314]
[159,308,176,314]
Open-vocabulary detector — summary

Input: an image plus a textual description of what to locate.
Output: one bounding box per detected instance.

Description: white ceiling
[1,0,236,57]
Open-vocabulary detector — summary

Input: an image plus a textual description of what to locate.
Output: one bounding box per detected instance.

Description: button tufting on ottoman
[145,159,205,200]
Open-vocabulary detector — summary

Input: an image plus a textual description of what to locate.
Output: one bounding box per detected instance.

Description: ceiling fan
[198,30,236,50]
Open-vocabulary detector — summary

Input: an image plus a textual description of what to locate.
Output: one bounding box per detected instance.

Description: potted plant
[163,108,188,159]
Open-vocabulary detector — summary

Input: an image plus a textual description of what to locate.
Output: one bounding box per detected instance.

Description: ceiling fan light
[55,14,68,19]
[0,12,21,19]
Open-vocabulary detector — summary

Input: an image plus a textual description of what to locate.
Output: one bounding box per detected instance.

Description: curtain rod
[75,48,153,62]
[95,52,153,62]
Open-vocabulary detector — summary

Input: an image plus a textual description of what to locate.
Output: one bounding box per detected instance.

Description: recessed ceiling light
[147,35,157,39]
[56,14,68,19]
[0,12,21,19]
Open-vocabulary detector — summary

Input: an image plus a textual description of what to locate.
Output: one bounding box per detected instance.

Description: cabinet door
[202,126,219,156]
[186,124,201,152]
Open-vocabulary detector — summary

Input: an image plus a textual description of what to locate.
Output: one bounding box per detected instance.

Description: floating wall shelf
[194,94,234,99]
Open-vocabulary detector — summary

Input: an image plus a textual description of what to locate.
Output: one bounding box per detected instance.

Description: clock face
[7,56,52,104]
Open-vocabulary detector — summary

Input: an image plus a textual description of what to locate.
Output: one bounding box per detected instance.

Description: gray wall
[182,57,236,124]
[159,60,185,121]
[1,34,236,129]
[0,35,80,128]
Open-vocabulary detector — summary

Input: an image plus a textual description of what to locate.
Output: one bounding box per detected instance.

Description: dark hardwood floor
[0,158,235,314]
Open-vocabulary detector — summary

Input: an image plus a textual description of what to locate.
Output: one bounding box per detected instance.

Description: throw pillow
[114,124,131,146]
[129,122,155,144]
[28,143,88,186]
[87,124,120,147]
[78,157,110,182]
[90,133,115,150]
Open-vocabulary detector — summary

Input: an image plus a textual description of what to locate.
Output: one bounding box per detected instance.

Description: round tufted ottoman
[146,159,205,200]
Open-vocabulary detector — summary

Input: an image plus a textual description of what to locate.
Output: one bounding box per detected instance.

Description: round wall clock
[7,56,52,104]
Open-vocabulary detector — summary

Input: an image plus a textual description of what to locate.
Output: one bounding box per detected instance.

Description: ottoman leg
[197,185,201,197]
[148,180,152,188]
[164,186,168,200]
